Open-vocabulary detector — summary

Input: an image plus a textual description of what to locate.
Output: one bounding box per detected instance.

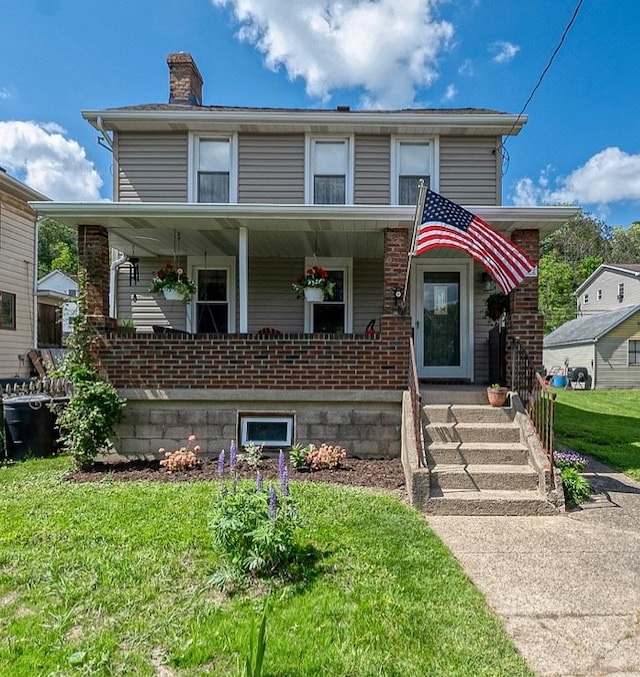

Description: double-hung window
[303,257,352,334]
[0,291,16,330]
[307,137,352,204]
[186,256,236,334]
[190,135,237,203]
[629,340,640,366]
[392,139,435,205]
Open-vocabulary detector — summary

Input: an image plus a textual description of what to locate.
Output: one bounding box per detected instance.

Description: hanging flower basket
[292,265,335,301]
[303,287,325,302]
[162,288,184,301]
[149,263,196,303]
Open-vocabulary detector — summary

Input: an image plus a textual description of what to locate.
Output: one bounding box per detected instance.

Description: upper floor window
[391,139,435,205]
[0,291,16,330]
[306,137,353,204]
[583,293,589,304]
[189,135,237,203]
[597,289,602,301]
[629,340,640,365]
[618,283,625,301]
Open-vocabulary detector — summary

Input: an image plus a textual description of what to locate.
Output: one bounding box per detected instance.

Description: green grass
[553,389,640,481]
[0,458,533,676]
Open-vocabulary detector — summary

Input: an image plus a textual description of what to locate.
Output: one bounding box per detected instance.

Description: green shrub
[210,476,299,578]
[560,466,592,506]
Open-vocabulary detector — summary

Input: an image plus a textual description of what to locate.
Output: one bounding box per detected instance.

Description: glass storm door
[415,263,471,379]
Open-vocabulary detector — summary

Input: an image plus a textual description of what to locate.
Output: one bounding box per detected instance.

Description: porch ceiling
[30,201,578,258]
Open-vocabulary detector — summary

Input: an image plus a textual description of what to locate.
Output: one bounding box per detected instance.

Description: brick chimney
[167,52,203,106]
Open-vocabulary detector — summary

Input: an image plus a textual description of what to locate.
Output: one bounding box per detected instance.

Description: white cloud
[0,87,13,100]
[213,0,454,107]
[490,41,520,64]
[0,120,102,201]
[442,84,456,101]
[458,58,473,76]
[511,148,640,209]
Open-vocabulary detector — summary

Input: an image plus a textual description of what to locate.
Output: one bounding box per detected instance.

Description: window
[583,293,589,304]
[0,291,16,330]
[306,137,352,204]
[630,340,640,365]
[597,289,602,301]
[187,256,235,333]
[189,135,237,202]
[303,257,352,333]
[618,283,625,301]
[391,138,436,205]
[239,414,294,447]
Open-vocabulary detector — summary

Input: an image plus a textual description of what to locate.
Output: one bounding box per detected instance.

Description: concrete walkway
[426,458,640,677]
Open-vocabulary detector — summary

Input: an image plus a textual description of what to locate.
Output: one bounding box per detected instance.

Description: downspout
[33,217,41,350]
[96,116,114,150]
[109,253,128,318]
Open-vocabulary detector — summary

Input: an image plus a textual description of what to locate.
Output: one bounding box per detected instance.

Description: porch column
[239,226,248,333]
[506,229,543,383]
[383,228,411,315]
[78,224,114,330]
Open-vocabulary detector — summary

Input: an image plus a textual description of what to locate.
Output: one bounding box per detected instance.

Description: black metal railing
[408,336,423,467]
[511,337,556,489]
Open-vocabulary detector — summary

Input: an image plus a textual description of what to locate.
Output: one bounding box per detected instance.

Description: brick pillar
[78,224,113,330]
[506,229,542,384]
[383,227,411,315]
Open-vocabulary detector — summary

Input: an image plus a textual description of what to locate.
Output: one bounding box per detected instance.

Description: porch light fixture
[481,272,496,292]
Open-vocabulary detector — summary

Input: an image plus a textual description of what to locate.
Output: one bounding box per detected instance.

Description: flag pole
[402,180,428,309]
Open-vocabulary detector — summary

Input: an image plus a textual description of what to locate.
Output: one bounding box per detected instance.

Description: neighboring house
[36,270,78,347]
[543,305,640,389]
[31,52,576,456]
[0,169,48,379]
[575,263,640,316]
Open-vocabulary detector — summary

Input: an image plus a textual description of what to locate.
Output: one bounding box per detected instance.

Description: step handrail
[408,336,424,467]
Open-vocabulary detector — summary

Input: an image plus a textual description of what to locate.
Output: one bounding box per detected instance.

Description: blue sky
[1,0,639,228]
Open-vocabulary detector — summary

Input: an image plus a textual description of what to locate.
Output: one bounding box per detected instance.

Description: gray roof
[544,305,640,347]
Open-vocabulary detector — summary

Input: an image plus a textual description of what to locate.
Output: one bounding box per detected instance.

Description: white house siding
[595,313,640,388]
[0,195,36,377]
[354,135,390,205]
[578,269,640,315]
[116,133,188,202]
[543,344,595,380]
[238,134,305,204]
[439,136,500,205]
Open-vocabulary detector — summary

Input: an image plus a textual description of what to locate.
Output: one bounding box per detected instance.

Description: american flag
[414,189,536,294]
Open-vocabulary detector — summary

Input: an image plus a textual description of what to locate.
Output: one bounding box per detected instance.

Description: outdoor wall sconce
[481,271,496,292]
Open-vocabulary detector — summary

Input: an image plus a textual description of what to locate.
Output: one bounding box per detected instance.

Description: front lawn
[0,458,533,676]
[553,389,640,481]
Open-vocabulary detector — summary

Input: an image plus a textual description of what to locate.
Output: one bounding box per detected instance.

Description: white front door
[413,260,474,380]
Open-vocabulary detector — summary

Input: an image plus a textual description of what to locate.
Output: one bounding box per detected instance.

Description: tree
[541,210,611,264]
[38,218,78,278]
[538,251,577,334]
[609,223,640,264]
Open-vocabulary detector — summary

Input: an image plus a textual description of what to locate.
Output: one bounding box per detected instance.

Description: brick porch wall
[506,229,543,382]
[96,315,413,390]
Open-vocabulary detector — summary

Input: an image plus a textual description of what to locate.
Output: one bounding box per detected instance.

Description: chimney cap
[336,104,351,112]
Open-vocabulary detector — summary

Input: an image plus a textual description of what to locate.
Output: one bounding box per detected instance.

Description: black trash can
[3,395,59,460]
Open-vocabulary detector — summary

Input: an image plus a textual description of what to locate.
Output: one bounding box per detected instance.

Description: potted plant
[149,262,196,302]
[486,383,509,407]
[485,292,509,322]
[292,265,336,302]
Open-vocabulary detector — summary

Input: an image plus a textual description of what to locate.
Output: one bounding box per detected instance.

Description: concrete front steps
[419,388,557,516]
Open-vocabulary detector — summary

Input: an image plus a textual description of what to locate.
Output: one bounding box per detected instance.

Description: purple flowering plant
[554,450,588,471]
[209,442,300,579]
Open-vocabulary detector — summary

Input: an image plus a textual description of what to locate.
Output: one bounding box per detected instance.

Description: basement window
[239,414,294,448]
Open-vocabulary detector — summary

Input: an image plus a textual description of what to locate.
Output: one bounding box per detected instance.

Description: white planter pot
[303,287,325,302]
[162,288,184,301]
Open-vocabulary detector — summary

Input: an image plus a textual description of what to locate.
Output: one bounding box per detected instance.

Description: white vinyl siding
[238,134,305,204]
[577,270,640,315]
[116,133,188,202]
[439,136,501,205]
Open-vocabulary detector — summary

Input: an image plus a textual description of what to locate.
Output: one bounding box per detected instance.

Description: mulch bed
[64,457,407,492]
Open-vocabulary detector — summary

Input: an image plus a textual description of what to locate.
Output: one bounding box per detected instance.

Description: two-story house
[0,169,49,381]
[543,263,640,388]
[31,52,575,460]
